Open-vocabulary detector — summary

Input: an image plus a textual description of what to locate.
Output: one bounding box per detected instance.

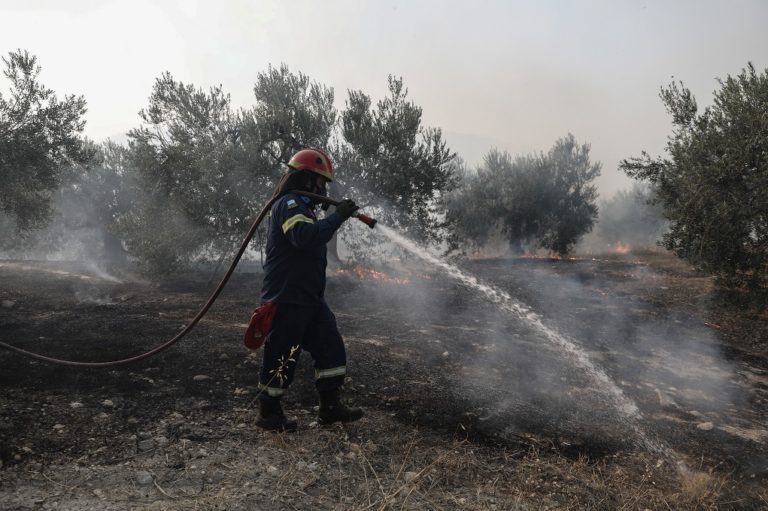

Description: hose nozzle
[284,190,377,228]
[355,213,377,229]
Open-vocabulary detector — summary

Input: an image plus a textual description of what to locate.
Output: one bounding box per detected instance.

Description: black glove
[335,199,359,220]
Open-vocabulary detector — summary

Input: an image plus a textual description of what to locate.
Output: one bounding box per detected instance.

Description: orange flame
[335,266,411,284]
[612,242,631,254]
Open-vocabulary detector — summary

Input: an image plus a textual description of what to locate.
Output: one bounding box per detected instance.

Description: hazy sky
[2,0,767,195]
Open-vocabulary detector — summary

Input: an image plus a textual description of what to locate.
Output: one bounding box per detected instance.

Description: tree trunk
[206,248,231,288]
[326,180,345,266]
[328,229,341,266]
[326,202,341,265]
[102,230,128,265]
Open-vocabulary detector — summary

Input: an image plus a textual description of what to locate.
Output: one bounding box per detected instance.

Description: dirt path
[1,256,767,509]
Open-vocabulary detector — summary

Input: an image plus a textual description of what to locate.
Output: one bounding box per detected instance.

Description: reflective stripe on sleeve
[315,366,347,379]
[258,382,285,397]
[281,214,315,234]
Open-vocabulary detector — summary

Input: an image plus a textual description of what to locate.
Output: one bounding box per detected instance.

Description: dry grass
[675,467,727,509]
[2,407,762,510]
[209,412,746,510]
[2,254,765,510]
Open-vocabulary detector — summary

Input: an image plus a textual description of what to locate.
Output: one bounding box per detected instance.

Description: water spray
[0,190,377,367]
[1,194,695,473]
[374,224,682,463]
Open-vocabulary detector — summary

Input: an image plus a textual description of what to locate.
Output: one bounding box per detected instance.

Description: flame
[612,241,632,254]
[335,266,411,284]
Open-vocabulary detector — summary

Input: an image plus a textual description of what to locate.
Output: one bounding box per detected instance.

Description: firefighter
[256,148,364,431]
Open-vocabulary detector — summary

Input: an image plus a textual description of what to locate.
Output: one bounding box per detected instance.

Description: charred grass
[0,406,754,510]
[1,254,767,509]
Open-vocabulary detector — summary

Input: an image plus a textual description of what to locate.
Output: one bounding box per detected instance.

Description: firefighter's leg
[303,301,363,425]
[257,304,311,431]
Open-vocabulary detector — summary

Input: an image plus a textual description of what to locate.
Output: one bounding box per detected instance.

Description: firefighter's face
[313,174,328,195]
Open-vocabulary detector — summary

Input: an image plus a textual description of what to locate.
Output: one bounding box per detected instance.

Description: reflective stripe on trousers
[316,365,346,379]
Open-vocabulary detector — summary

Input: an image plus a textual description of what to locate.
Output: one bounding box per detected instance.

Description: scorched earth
[0,251,767,510]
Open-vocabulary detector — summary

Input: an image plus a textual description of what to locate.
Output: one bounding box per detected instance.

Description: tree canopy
[0,50,88,231]
[117,65,342,273]
[335,76,457,255]
[117,72,275,273]
[621,63,768,289]
[448,134,600,256]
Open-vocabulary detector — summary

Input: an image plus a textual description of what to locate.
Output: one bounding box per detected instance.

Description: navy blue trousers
[258,300,347,398]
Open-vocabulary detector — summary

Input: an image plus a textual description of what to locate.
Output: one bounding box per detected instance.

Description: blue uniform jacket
[260,193,344,305]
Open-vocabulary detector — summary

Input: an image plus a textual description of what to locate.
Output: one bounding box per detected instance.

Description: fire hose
[0,191,376,368]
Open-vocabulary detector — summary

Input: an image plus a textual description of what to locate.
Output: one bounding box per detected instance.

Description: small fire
[335,266,411,284]
[612,241,632,254]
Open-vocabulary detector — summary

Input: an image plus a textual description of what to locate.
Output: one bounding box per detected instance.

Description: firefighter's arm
[279,200,344,249]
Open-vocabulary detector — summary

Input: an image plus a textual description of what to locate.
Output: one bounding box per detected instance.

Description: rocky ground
[1,251,767,510]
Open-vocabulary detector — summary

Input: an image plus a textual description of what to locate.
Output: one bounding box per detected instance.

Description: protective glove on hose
[335,199,359,220]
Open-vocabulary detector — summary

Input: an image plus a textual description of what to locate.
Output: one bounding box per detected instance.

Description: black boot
[257,396,297,432]
[318,388,364,425]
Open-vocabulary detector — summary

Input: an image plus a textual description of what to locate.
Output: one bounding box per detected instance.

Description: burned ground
[0,253,767,510]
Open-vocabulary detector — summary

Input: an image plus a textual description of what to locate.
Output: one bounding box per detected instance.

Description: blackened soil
[0,255,767,484]
[332,256,768,478]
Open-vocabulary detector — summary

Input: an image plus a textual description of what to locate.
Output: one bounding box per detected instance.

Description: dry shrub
[673,465,727,509]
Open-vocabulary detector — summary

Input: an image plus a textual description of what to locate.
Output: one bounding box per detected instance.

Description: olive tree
[0,50,88,232]
[118,66,338,274]
[118,72,272,274]
[335,76,457,258]
[620,63,768,289]
[248,63,337,163]
[448,134,600,256]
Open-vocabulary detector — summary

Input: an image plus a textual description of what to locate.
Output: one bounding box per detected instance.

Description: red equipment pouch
[243,302,278,350]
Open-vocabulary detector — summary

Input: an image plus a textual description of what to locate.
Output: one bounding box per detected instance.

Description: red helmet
[287,148,333,182]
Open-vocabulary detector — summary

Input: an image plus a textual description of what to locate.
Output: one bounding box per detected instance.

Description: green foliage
[116,72,272,273]
[249,63,337,162]
[620,63,768,289]
[1,57,458,272]
[448,134,600,256]
[0,140,131,260]
[0,50,88,231]
[337,76,457,250]
[118,66,338,274]
[66,141,133,261]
